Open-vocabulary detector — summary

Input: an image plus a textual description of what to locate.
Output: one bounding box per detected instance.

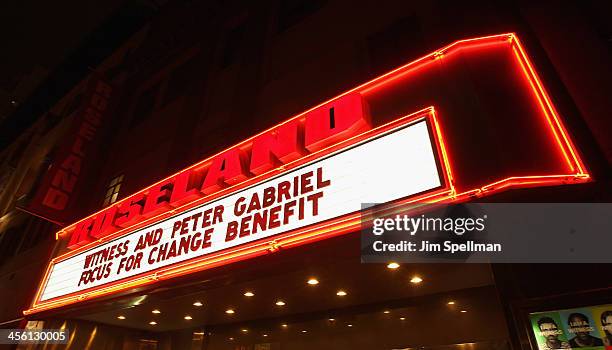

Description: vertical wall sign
[23,77,116,225]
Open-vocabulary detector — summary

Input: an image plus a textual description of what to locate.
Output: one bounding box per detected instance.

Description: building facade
[0,1,610,349]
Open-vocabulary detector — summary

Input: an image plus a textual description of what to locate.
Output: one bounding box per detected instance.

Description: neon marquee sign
[25,33,589,316]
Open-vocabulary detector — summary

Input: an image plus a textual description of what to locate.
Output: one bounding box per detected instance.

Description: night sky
[0,0,152,149]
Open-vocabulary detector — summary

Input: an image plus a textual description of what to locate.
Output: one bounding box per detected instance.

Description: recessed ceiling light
[328,318,335,321]
[281,324,288,328]
[336,290,347,296]
[117,315,126,320]
[460,310,467,313]
[244,291,255,297]
[225,309,235,314]
[152,309,161,314]
[399,317,406,320]
[184,315,193,320]
[229,337,234,341]
[347,324,353,327]
[262,334,268,337]
[447,301,455,305]
[383,310,391,314]
[307,278,319,285]
[241,329,248,333]
[410,276,423,284]
[149,321,157,325]
[275,300,286,306]
[301,330,307,333]
[387,262,400,269]
[193,301,203,307]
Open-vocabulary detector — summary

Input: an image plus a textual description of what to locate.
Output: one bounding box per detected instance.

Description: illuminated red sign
[26,33,589,316]
[67,92,370,249]
[38,110,447,301]
[23,77,114,224]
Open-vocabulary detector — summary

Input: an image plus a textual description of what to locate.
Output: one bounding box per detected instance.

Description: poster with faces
[530,304,612,350]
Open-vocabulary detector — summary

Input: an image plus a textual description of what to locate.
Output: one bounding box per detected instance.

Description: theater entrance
[21,235,511,350]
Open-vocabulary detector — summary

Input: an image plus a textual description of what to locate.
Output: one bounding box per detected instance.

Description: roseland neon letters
[68,93,370,249]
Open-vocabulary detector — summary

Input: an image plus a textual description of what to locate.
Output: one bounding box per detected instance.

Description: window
[106,48,133,80]
[42,112,64,134]
[62,93,84,117]
[367,16,423,76]
[17,218,54,253]
[103,174,124,207]
[277,0,326,32]
[129,83,161,128]
[220,23,247,69]
[0,224,25,266]
[8,138,29,167]
[161,57,198,107]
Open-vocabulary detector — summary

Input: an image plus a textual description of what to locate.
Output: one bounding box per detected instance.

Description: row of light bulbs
[116,263,427,325]
[227,303,468,341]
[120,298,467,326]
[219,277,352,316]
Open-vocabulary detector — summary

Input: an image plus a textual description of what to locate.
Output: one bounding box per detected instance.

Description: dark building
[0,1,610,349]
